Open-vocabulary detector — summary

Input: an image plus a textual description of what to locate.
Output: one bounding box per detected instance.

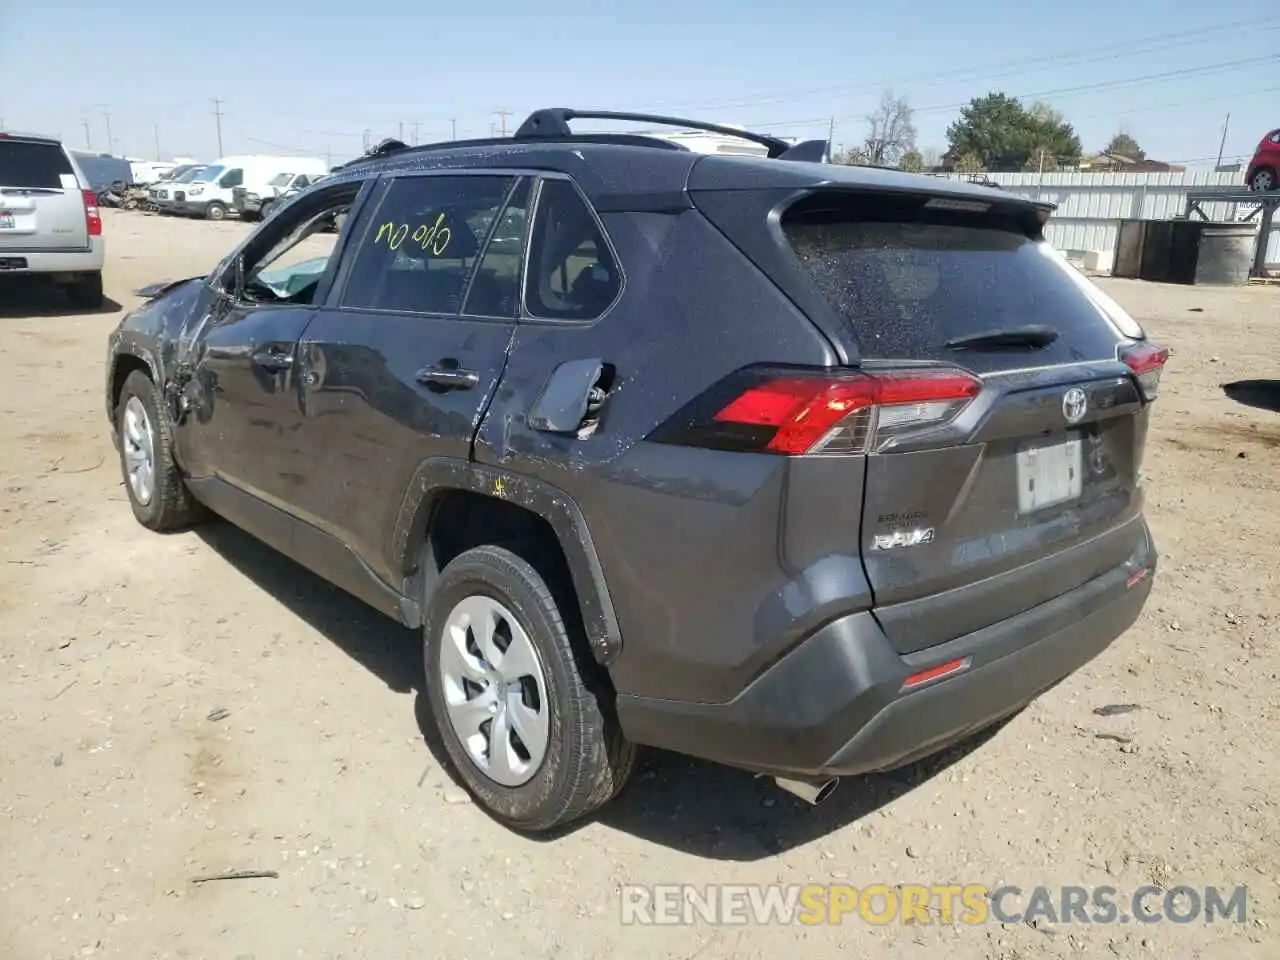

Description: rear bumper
[616,523,1156,778]
[0,240,104,275]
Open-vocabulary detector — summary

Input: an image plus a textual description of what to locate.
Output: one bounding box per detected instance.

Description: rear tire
[205,201,228,221]
[115,370,205,532]
[65,273,104,310]
[258,201,273,222]
[423,544,635,833]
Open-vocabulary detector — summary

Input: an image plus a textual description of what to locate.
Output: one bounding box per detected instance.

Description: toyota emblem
[1062,387,1088,424]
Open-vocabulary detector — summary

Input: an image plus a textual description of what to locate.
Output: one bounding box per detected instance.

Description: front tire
[1249,167,1276,192]
[205,201,228,221]
[423,544,635,832]
[115,370,204,532]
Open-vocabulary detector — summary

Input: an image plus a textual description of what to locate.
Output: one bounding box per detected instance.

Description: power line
[623,16,1280,114]
[915,55,1276,117]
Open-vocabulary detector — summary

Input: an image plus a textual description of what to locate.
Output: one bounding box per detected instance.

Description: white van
[171,154,327,220]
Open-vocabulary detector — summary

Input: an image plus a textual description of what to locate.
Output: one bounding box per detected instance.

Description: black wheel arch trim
[107,338,164,425]
[393,457,622,665]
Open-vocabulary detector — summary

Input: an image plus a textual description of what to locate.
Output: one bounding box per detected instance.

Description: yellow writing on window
[372,212,452,255]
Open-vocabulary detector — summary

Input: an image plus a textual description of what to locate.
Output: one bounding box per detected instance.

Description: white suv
[0,132,106,309]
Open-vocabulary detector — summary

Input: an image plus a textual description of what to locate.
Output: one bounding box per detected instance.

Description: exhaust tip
[774,776,839,806]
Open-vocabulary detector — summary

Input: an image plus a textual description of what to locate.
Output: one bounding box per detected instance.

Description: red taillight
[82,189,102,237]
[652,366,982,456]
[1119,341,1168,401]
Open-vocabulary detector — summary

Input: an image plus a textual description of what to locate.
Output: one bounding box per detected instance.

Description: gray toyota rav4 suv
[105,110,1163,832]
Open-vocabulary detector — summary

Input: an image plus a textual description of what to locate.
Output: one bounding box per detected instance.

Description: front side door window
[228,182,366,307]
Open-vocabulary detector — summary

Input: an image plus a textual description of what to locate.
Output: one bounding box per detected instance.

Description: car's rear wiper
[944,325,1059,350]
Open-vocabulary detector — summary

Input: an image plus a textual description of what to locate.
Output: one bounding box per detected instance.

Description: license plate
[0,212,14,229]
[1016,436,1082,513]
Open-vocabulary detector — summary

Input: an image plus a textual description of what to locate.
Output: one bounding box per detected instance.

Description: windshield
[175,167,205,183]
[194,164,224,183]
[268,172,294,187]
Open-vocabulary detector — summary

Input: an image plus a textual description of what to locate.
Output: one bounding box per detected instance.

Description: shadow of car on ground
[195,519,1014,860]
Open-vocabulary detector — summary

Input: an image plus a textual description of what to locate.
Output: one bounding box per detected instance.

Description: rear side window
[525,179,620,321]
[340,174,519,315]
[781,192,1122,367]
[0,140,74,189]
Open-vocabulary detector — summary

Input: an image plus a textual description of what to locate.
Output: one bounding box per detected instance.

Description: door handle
[416,363,479,390]
[251,346,293,372]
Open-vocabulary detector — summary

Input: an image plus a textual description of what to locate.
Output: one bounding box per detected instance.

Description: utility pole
[490,122,496,137]
[102,107,114,154]
[450,118,457,140]
[362,128,371,152]
[411,121,420,145]
[154,123,161,160]
[211,99,225,156]
[494,109,512,137]
[399,120,404,141]
[826,117,835,162]
[1216,112,1231,170]
[81,117,92,150]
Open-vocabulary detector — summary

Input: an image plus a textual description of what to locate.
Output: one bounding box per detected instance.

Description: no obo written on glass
[372,213,452,256]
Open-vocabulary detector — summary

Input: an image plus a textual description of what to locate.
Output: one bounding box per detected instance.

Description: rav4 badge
[872,528,936,550]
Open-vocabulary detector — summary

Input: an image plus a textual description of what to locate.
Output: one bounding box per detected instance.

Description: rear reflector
[1119,341,1168,401]
[1125,567,1150,588]
[650,365,982,456]
[82,189,103,237]
[901,657,971,691]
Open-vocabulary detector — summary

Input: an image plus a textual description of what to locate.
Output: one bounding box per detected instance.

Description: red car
[1245,128,1280,191]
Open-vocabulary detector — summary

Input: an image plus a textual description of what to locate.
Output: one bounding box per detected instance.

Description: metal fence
[941,170,1280,269]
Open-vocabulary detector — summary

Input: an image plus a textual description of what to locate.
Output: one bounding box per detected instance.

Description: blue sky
[1,1,1275,168]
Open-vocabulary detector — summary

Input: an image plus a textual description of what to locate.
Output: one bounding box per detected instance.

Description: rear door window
[339,174,519,316]
[781,192,1124,371]
[0,140,74,189]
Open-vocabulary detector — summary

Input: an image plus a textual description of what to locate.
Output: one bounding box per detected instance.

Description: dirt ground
[1,210,1277,960]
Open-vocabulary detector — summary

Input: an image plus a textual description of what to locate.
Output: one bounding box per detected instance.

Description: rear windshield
[782,193,1122,367]
[0,140,74,189]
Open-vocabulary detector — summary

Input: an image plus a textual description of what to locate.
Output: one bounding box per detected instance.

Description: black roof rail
[514,108,820,161]
[327,111,831,170]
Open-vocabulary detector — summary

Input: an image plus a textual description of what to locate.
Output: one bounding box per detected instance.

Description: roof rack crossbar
[514,108,797,159]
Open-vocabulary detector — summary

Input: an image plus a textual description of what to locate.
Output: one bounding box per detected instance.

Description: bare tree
[862,90,917,167]
[921,147,942,170]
